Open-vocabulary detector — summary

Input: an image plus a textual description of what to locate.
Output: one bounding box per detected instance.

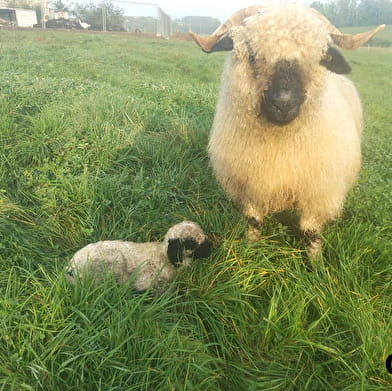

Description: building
[0,0,49,22]
[0,8,37,26]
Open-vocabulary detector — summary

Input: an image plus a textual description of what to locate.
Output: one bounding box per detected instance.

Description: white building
[0,8,37,26]
[0,0,49,24]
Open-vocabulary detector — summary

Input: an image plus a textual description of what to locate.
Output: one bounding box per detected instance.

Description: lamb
[190,5,384,257]
[65,221,212,292]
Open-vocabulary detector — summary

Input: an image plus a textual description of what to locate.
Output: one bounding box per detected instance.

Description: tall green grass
[0,29,391,390]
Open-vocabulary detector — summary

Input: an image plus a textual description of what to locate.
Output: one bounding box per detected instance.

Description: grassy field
[0,29,391,390]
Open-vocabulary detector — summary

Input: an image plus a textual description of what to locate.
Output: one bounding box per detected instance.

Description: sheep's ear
[194,239,212,259]
[205,35,234,52]
[189,32,233,53]
[320,47,351,74]
[167,239,184,266]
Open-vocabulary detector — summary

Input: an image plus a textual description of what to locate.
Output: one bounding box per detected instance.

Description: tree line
[172,16,220,35]
[311,0,392,27]
[12,0,392,33]
[50,1,220,34]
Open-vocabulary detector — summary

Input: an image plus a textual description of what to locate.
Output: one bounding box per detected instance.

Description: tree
[357,0,392,25]
[172,16,220,35]
[72,1,125,27]
[51,0,69,12]
[310,1,327,15]
[310,0,392,26]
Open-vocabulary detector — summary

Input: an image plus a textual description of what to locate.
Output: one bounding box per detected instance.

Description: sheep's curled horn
[189,5,385,52]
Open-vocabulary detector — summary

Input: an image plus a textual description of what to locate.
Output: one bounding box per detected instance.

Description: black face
[167,238,212,266]
[320,47,352,74]
[262,60,305,125]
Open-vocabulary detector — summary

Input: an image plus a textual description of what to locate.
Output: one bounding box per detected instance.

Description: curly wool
[208,5,363,239]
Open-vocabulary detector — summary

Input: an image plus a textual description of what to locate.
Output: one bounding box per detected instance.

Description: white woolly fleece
[208,5,363,238]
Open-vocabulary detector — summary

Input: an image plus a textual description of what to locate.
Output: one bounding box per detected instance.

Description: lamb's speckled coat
[66,221,210,292]
[208,5,364,247]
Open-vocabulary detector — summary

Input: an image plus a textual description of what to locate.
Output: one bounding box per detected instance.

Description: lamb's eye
[249,54,256,64]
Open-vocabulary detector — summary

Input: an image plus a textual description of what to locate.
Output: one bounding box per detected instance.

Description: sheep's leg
[299,196,344,259]
[244,205,264,241]
[299,216,323,259]
[247,216,263,241]
[302,229,322,259]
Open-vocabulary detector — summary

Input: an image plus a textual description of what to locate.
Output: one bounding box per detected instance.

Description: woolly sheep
[65,221,212,292]
[190,4,385,257]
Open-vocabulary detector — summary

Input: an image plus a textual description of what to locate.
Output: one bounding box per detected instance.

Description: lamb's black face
[167,238,212,266]
[262,60,305,125]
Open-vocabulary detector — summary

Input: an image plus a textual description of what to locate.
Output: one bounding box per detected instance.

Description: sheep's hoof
[306,242,323,260]
[247,226,261,241]
[246,217,262,241]
[303,230,323,260]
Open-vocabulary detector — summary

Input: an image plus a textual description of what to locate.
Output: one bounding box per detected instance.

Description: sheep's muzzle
[262,61,305,125]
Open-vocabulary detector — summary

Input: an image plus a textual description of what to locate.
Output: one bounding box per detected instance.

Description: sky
[111,0,313,21]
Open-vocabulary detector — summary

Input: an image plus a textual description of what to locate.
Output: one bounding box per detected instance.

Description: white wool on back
[208,5,362,232]
[68,241,173,292]
[66,221,210,292]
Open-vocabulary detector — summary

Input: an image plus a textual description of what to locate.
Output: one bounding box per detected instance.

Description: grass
[0,29,391,390]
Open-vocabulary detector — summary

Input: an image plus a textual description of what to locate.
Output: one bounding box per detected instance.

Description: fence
[111,1,171,37]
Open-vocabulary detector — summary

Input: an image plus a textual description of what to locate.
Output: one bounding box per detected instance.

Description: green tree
[72,1,125,27]
[311,0,392,26]
[357,0,392,24]
[50,0,69,12]
[172,16,220,35]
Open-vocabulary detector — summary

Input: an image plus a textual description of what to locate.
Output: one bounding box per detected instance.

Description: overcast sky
[112,1,313,21]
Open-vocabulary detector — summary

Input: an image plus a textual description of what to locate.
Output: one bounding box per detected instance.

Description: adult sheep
[190,4,384,258]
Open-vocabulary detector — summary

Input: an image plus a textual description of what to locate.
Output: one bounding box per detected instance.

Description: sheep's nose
[263,92,301,125]
[262,60,305,125]
[272,92,293,111]
[269,94,297,120]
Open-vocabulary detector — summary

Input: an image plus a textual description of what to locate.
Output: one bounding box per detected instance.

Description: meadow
[0,28,391,390]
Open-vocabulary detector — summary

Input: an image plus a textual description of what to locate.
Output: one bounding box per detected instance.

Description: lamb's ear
[320,47,351,74]
[194,239,212,259]
[167,239,184,266]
